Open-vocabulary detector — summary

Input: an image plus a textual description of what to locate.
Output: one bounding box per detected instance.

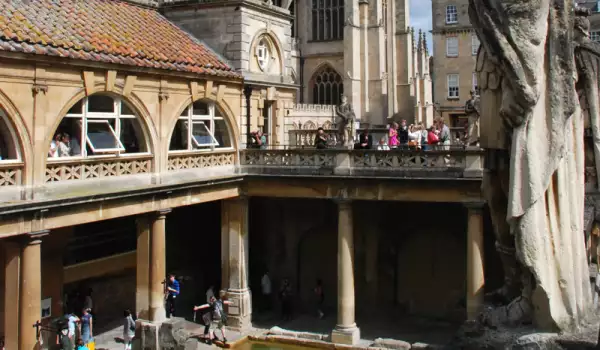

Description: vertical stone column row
[4,240,21,350]
[222,197,251,331]
[331,200,360,345]
[465,203,485,320]
[20,230,47,350]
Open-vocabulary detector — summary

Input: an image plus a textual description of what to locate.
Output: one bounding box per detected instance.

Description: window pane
[120,118,146,153]
[67,100,83,115]
[169,119,189,151]
[192,122,217,147]
[180,107,189,117]
[214,119,232,148]
[192,101,209,115]
[87,121,122,152]
[121,101,135,116]
[88,95,115,113]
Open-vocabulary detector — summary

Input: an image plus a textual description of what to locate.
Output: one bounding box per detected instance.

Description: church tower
[394,0,415,122]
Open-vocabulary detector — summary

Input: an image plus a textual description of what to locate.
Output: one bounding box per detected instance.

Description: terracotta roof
[0,0,241,79]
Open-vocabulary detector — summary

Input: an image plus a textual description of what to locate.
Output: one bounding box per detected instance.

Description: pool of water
[232,340,317,350]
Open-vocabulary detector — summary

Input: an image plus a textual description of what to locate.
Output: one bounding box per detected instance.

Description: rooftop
[0,0,241,78]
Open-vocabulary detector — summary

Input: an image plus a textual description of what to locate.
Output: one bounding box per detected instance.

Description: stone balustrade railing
[0,161,24,187]
[167,150,235,171]
[45,155,153,183]
[240,148,484,178]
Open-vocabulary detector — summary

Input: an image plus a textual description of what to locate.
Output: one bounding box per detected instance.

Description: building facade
[431,0,479,127]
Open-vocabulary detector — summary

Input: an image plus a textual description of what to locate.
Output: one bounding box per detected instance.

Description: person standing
[123,309,135,350]
[166,274,180,318]
[66,311,79,348]
[193,293,233,345]
[357,126,373,150]
[57,325,73,350]
[261,271,272,312]
[314,128,328,149]
[79,308,93,345]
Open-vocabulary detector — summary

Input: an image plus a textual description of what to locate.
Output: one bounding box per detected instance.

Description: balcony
[240,148,483,179]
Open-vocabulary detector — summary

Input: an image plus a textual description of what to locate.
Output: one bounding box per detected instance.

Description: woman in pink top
[388,122,399,148]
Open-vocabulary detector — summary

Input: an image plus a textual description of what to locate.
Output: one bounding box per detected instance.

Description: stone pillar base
[226,288,252,332]
[133,318,183,350]
[331,325,361,345]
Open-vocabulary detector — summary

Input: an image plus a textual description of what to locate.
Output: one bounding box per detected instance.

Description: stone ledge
[372,338,411,349]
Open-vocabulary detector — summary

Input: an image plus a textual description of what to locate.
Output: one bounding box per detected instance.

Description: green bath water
[232,340,316,350]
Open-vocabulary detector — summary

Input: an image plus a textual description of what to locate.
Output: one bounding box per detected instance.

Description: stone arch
[309,63,344,105]
[0,88,32,164]
[45,84,159,164]
[322,121,332,130]
[249,30,285,76]
[165,96,240,154]
[303,120,316,130]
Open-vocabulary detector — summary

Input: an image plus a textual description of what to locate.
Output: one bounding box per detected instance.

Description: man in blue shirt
[166,274,180,318]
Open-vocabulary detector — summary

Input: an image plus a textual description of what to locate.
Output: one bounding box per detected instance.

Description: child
[76,339,89,350]
[193,292,232,345]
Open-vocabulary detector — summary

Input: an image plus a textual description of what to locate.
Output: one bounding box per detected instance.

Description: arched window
[49,94,148,159]
[256,39,270,71]
[311,66,344,105]
[311,0,344,41]
[169,100,232,151]
[0,109,19,161]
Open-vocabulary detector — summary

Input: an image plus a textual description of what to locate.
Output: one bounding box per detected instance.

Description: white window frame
[446,37,458,57]
[170,101,233,153]
[51,95,149,159]
[472,72,478,93]
[191,121,219,147]
[85,119,125,154]
[447,74,459,99]
[256,39,270,71]
[446,5,458,24]
[591,31,600,43]
[471,34,480,56]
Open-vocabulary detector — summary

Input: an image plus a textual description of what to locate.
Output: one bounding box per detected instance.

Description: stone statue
[336,94,356,147]
[470,0,592,332]
[464,89,480,146]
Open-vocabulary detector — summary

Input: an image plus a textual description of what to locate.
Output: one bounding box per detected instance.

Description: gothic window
[311,66,344,105]
[311,0,344,41]
[446,5,458,24]
[471,34,480,56]
[447,74,459,99]
[257,39,270,71]
[50,94,148,159]
[169,100,232,151]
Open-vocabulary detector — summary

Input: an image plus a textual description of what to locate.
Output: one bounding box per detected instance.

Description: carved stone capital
[154,209,172,219]
[32,83,48,95]
[24,230,49,245]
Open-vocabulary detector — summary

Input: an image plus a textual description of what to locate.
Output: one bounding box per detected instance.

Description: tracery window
[311,0,344,41]
[169,100,232,152]
[311,66,344,105]
[49,94,148,159]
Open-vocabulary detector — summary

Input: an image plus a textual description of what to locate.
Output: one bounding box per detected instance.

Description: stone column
[331,200,360,345]
[136,215,151,320]
[222,197,251,331]
[20,231,47,350]
[42,228,71,318]
[4,240,21,350]
[465,203,485,320]
[149,209,170,322]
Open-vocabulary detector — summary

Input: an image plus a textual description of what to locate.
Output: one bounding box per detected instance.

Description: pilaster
[465,202,485,320]
[136,215,151,320]
[222,197,251,331]
[149,209,170,322]
[344,0,363,122]
[4,240,21,350]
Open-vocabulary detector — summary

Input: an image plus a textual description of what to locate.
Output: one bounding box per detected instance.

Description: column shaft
[222,197,251,331]
[332,200,360,345]
[4,241,20,350]
[136,216,151,320]
[466,206,485,320]
[149,210,169,322]
[20,232,45,350]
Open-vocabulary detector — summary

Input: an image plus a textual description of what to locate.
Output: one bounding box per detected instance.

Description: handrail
[45,154,154,183]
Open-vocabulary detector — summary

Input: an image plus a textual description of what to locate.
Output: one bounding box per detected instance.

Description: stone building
[0,0,485,349]
[578,0,600,40]
[431,0,479,127]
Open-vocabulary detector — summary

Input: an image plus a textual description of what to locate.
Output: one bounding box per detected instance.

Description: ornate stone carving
[464,90,480,146]
[336,95,356,148]
[45,156,152,183]
[0,164,21,186]
[167,152,235,171]
[470,0,591,332]
[32,83,48,95]
[158,92,169,101]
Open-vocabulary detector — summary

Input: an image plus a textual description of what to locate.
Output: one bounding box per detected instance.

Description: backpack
[211,300,227,324]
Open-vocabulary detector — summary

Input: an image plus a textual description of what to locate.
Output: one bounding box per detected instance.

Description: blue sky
[409,0,433,53]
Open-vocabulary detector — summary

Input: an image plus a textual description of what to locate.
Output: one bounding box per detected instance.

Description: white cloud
[409,0,433,53]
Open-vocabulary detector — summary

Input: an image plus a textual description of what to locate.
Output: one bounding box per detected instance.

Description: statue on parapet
[470,0,592,332]
[336,94,356,148]
[464,89,480,147]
